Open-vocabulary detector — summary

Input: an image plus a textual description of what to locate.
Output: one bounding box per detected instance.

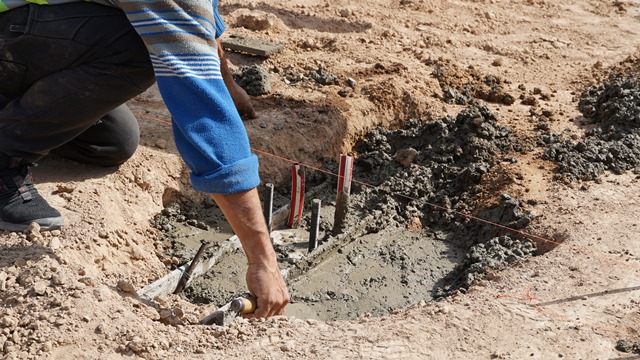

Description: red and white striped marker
[287,163,305,228]
[337,154,354,196]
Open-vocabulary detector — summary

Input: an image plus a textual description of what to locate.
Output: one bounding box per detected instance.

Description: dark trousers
[0,3,155,167]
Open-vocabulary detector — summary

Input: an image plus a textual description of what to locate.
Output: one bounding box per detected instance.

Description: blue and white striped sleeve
[212,0,226,38]
[114,0,260,194]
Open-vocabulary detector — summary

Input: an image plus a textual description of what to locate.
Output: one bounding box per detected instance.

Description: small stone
[0,272,7,291]
[616,339,633,353]
[338,8,351,17]
[51,274,64,286]
[155,139,167,149]
[117,280,136,293]
[95,324,104,334]
[129,246,146,261]
[1,316,18,329]
[393,148,419,167]
[141,306,160,321]
[172,307,184,319]
[56,183,76,194]
[235,11,278,31]
[25,223,44,243]
[48,237,61,251]
[78,277,96,287]
[492,58,503,67]
[127,338,145,353]
[154,296,170,308]
[158,308,173,319]
[33,281,48,296]
[280,341,295,352]
[346,78,357,88]
[338,88,349,97]
[41,341,53,352]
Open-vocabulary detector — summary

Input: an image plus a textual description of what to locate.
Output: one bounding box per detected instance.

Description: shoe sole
[0,217,65,232]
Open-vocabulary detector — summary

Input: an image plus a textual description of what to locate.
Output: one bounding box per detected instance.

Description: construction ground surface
[1,0,640,359]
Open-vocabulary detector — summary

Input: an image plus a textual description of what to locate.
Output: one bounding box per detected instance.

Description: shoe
[0,163,64,232]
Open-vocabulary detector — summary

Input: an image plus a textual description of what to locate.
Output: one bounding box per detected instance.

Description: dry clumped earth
[1,0,640,359]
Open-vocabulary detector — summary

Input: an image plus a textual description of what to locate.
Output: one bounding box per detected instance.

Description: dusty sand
[1,0,640,359]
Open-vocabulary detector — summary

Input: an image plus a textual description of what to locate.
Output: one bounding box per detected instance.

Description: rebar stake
[174,239,210,294]
[308,199,321,253]
[263,183,274,234]
[332,155,353,235]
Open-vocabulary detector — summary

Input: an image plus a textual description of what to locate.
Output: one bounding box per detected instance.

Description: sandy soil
[1,0,640,359]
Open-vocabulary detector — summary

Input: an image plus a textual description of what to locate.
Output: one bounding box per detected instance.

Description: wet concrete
[232,65,272,96]
[154,105,536,321]
[543,74,640,182]
[152,200,234,264]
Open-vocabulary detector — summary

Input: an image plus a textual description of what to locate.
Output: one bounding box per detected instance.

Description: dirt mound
[351,105,526,234]
[579,75,640,128]
[430,59,516,106]
[543,74,640,182]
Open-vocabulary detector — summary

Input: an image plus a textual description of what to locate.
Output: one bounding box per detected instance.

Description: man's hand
[211,189,290,318]
[218,39,258,119]
[246,261,289,317]
[230,82,257,119]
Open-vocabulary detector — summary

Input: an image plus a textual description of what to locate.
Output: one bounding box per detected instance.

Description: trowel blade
[200,302,238,326]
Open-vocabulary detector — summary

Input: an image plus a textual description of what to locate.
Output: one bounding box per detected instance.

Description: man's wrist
[245,236,278,267]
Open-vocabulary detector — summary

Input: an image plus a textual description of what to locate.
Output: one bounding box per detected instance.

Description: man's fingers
[238,106,257,120]
[246,294,289,318]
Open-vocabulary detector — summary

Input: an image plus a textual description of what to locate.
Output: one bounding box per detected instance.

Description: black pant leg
[51,104,141,166]
[0,4,155,164]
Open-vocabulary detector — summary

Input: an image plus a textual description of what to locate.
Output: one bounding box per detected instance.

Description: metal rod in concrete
[287,164,306,228]
[263,183,274,234]
[332,155,354,235]
[173,239,210,294]
[308,199,321,253]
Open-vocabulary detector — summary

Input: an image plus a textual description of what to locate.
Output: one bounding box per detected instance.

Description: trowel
[200,294,257,326]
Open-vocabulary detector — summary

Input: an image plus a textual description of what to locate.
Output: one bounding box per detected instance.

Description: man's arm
[114,0,288,316]
[218,39,257,119]
[211,189,289,317]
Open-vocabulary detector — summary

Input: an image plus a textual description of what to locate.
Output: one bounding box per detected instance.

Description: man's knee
[52,105,141,167]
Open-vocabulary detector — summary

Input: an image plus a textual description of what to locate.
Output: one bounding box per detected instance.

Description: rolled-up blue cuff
[190,154,260,194]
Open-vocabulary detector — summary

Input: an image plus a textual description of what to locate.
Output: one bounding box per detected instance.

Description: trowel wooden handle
[230,295,257,314]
